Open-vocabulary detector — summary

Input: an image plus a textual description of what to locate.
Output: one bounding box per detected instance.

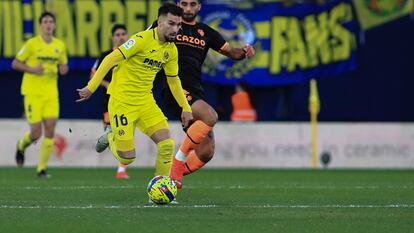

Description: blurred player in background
[91,24,130,179]
[12,11,68,178]
[157,0,255,188]
[77,3,192,178]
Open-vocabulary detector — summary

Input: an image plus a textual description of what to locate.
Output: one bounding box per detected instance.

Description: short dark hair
[158,3,183,18]
[39,11,55,24]
[111,24,127,35]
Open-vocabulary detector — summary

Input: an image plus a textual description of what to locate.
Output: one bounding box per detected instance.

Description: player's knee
[118,150,136,165]
[157,138,174,157]
[31,130,42,141]
[118,150,136,159]
[200,147,215,162]
[202,110,218,127]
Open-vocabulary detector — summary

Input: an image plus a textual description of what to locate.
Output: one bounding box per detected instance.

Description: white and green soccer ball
[147,175,177,204]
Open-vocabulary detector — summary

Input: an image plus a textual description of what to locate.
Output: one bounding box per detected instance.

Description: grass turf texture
[0,168,413,233]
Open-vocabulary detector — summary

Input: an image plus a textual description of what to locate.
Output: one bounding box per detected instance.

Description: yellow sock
[37,137,54,172]
[155,138,174,176]
[108,132,135,165]
[18,131,34,151]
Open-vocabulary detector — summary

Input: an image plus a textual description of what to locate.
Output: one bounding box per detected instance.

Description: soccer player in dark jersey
[162,0,255,188]
[92,24,130,179]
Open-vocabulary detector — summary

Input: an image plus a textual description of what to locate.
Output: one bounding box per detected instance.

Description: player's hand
[30,65,44,74]
[59,64,69,75]
[76,87,92,102]
[181,111,193,129]
[242,44,255,59]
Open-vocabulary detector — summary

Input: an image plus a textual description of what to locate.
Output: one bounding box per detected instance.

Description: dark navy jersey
[152,21,227,91]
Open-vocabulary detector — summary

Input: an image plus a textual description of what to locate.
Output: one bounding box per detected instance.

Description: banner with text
[0,0,358,86]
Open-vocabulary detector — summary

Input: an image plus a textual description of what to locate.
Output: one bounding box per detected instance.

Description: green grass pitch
[0,168,413,233]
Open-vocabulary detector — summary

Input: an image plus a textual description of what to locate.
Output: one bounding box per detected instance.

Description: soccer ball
[147,175,177,204]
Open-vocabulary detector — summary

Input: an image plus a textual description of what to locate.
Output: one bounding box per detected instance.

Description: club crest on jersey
[119,129,125,136]
[163,51,169,61]
[197,29,204,37]
[123,39,136,50]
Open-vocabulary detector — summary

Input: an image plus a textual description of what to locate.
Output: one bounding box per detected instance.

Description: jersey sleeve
[59,42,68,65]
[163,45,179,77]
[15,40,32,62]
[205,24,227,52]
[117,33,145,59]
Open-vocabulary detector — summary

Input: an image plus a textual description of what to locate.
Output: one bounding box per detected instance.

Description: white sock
[175,149,187,162]
[117,166,126,173]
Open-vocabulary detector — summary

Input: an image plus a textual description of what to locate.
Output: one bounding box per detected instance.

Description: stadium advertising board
[0,120,413,168]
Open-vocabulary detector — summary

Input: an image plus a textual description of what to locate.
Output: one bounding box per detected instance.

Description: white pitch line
[1,185,413,191]
[0,204,413,209]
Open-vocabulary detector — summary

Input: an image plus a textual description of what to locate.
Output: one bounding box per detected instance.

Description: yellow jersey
[16,36,67,96]
[108,28,179,105]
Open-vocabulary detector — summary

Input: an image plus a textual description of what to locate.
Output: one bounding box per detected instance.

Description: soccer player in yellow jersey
[91,24,130,179]
[12,12,68,178]
[77,3,193,178]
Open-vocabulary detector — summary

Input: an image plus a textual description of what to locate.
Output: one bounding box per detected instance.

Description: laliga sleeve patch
[123,39,136,50]
[17,46,26,55]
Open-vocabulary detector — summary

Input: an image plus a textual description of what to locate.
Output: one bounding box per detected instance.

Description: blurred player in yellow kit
[77,3,193,178]
[12,12,68,178]
[91,24,130,179]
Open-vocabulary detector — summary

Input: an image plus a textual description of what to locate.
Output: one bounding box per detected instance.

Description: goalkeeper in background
[92,24,130,179]
[12,11,68,178]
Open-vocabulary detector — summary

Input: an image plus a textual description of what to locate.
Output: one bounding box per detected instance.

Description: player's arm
[12,59,43,74]
[58,64,69,75]
[219,43,255,61]
[167,75,193,128]
[167,76,192,113]
[12,41,43,74]
[77,49,124,102]
[58,42,69,75]
[164,46,193,127]
[90,54,110,89]
[206,25,255,60]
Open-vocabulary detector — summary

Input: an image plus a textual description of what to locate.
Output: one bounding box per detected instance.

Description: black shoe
[37,170,51,179]
[15,143,25,168]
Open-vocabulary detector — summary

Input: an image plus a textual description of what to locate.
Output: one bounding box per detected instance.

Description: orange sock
[180,120,212,155]
[184,150,206,175]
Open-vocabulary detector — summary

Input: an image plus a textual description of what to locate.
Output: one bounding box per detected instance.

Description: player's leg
[36,97,59,178]
[184,130,215,175]
[37,118,57,178]
[103,106,129,179]
[171,100,217,187]
[107,98,137,165]
[116,163,129,179]
[16,95,43,167]
[179,99,217,155]
[138,100,174,177]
